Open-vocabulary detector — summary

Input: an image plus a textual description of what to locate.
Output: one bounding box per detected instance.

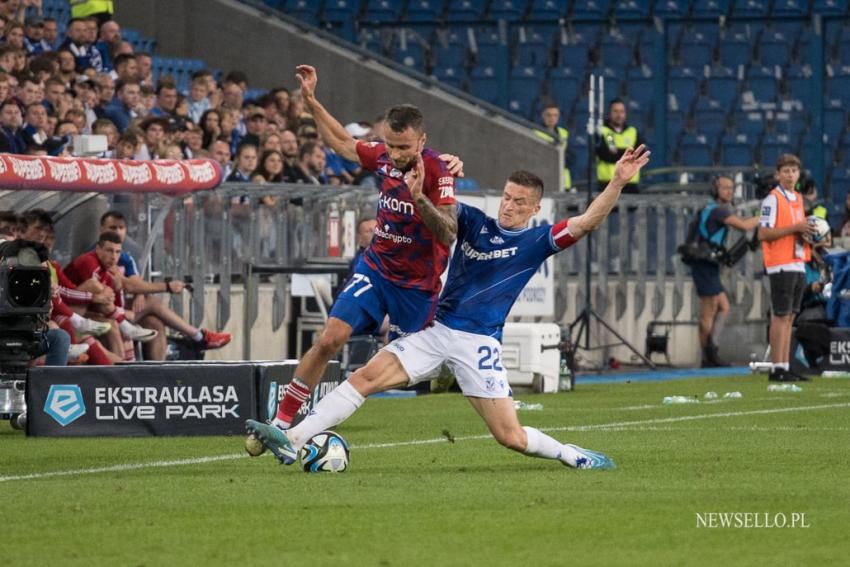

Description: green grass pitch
[3,375,849,566]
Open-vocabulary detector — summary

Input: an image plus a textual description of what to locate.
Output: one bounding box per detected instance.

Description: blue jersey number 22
[478,346,503,371]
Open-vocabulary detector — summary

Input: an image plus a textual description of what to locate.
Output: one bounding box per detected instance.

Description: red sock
[82,337,113,366]
[275,378,311,427]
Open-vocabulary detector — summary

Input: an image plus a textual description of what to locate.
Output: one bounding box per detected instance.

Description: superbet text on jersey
[355,141,456,293]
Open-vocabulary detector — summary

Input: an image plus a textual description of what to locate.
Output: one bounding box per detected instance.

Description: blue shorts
[690,259,724,297]
[330,258,438,339]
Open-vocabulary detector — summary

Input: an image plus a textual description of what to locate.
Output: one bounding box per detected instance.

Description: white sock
[70,313,86,329]
[776,362,790,371]
[286,381,365,449]
[191,329,203,342]
[118,319,136,335]
[523,426,582,467]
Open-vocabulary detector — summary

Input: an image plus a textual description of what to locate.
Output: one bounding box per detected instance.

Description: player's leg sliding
[285,381,366,450]
[523,426,616,470]
[245,420,298,465]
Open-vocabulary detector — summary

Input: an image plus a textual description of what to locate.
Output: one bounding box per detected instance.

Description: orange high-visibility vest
[762,187,811,268]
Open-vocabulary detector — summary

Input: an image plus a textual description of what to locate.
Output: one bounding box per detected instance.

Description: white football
[808,216,831,243]
[299,431,350,473]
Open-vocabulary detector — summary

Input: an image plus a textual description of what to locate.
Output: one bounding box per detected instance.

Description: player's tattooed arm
[409,154,458,245]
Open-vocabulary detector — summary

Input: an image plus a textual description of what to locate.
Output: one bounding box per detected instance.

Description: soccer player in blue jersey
[247,144,650,470]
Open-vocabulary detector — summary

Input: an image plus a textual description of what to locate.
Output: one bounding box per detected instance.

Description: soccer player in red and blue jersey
[263,65,461,442]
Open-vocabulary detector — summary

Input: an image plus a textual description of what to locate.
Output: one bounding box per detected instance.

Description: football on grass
[245,433,266,457]
[299,431,350,473]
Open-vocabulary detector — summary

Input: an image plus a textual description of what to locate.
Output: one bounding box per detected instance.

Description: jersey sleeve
[549,218,578,251]
[760,193,778,228]
[121,252,139,278]
[423,154,456,207]
[355,141,386,172]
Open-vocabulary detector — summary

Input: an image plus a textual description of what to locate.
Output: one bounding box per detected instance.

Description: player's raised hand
[613,144,650,184]
[409,153,426,200]
[439,153,465,178]
[295,65,318,99]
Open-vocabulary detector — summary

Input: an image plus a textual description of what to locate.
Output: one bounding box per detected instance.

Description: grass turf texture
[3,375,849,566]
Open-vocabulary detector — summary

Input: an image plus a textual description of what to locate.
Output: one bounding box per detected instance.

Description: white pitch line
[2,402,848,483]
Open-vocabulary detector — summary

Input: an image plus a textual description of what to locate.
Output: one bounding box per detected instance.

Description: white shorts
[383,321,512,399]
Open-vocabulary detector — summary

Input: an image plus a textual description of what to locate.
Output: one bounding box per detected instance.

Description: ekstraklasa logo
[44,384,86,426]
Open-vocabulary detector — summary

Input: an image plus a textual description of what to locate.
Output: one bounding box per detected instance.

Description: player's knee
[494,428,526,452]
[316,326,349,355]
[348,367,380,396]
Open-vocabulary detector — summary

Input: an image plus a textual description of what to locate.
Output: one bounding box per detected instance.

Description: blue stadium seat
[433,29,469,68]
[827,71,850,105]
[599,32,635,69]
[528,0,565,20]
[653,0,689,16]
[692,0,730,17]
[508,67,542,118]
[469,66,505,106]
[693,98,728,139]
[405,0,443,22]
[626,100,647,132]
[432,66,467,90]
[614,0,650,17]
[679,31,715,68]
[758,30,792,67]
[746,66,779,101]
[773,112,808,137]
[489,0,527,21]
[363,0,402,22]
[719,133,755,166]
[760,133,798,167]
[323,0,362,23]
[473,28,509,68]
[590,67,622,102]
[732,0,769,16]
[718,33,752,68]
[558,34,595,72]
[836,39,850,65]
[829,167,850,201]
[548,67,581,112]
[358,27,386,54]
[823,105,847,139]
[514,27,554,68]
[680,133,715,167]
[668,67,702,111]
[281,0,322,25]
[625,67,655,110]
[785,65,812,100]
[706,67,739,108]
[571,0,611,18]
[566,132,589,179]
[802,133,836,169]
[813,0,850,15]
[390,29,428,72]
[455,177,481,191]
[772,0,809,15]
[667,112,685,142]
[447,0,486,21]
[734,111,766,138]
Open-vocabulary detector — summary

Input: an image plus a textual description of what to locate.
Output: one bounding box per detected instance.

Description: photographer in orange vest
[758,154,816,382]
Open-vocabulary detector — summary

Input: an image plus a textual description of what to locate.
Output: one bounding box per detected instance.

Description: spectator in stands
[102,79,140,132]
[24,15,51,55]
[210,137,232,177]
[56,48,77,85]
[4,22,25,50]
[221,81,244,112]
[182,122,204,158]
[42,77,66,116]
[759,154,816,382]
[43,17,59,49]
[252,149,285,183]
[296,123,319,147]
[56,119,78,138]
[345,216,376,283]
[21,102,60,153]
[534,102,571,190]
[240,106,268,148]
[691,175,760,367]
[187,74,210,124]
[0,72,10,102]
[114,131,138,159]
[261,131,282,154]
[227,143,258,182]
[91,117,118,154]
[292,141,327,185]
[140,116,168,159]
[801,175,828,220]
[61,18,104,73]
[111,53,138,83]
[597,98,643,194]
[15,75,42,107]
[96,19,121,69]
[220,107,240,154]
[150,80,178,118]
[70,0,114,27]
[136,51,153,87]
[0,45,16,74]
[0,99,25,153]
[200,108,222,148]
[97,211,232,359]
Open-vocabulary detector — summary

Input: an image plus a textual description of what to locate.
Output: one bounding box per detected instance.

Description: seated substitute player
[247,144,651,469]
[262,64,462,432]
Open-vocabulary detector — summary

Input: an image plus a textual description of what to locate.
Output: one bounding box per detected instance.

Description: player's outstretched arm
[409,154,458,245]
[569,144,651,240]
[295,65,360,164]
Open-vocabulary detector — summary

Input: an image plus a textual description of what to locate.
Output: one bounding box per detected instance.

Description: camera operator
[688,176,759,367]
[0,219,70,368]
